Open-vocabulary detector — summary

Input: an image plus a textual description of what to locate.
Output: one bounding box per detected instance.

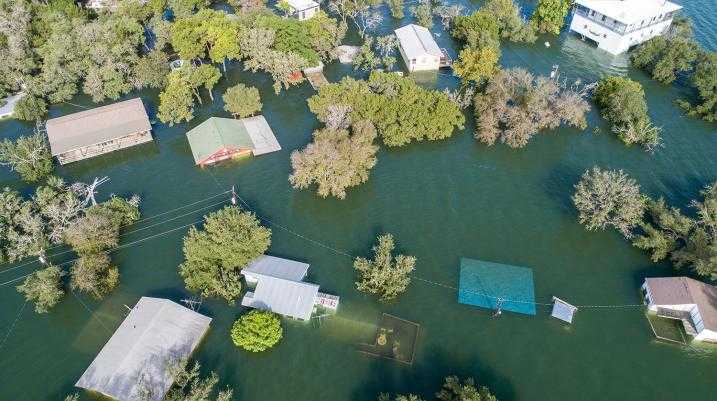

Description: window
[601,15,607,22]
[590,10,595,16]
[411,58,416,64]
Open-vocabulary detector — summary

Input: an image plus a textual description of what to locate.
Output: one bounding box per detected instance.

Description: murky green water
[1,2,716,401]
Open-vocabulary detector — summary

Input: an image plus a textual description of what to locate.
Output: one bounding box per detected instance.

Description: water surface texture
[1,1,715,400]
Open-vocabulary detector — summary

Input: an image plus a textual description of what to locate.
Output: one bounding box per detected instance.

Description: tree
[375,34,399,70]
[162,359,234,401]
[677,52,717,122]
[572,167,646,238]
[436,376,498,401]
[352,37,381,71]
[223,84,262,119]
[379,394,424,401]
[179,206,271,304]
[631,18,699,84]
[483,0,536,43]
[230,310,283,352]
[453,47,499,84]
[452,11,500,50]
[70,253,119,299]
[410,2,433,28]
[158,72,195,125]
[0,130,53,182]
[290,121,379,199]
[63,213,120,255]
[434,5,464,30]
[131,50,170,89]
[276,0,292,16]
[354,233,416,301]
[594,76,661,152]
[473,69,590,148]
[387,0,404,19]
[530,0,570,35]
[12,94,47,121]
[16,265,65,314]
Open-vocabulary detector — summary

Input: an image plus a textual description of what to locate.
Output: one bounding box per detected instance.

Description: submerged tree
[387,0,404,19]
[69,253,119,299]
[0,130,53,182]
[677,52,717,122]
[179,206,271,304]
[572,167,646,238]
[16,265,65,313]
[230,310,283,352]
[436,376,498,401]
[452,47,500,84]
[354,233,416,301]
[410,1,433,28]
[222,84,262,119]
[289,120,379,199]
[161,359,234,401]
[631,17,699,84]
[530,0,570,35]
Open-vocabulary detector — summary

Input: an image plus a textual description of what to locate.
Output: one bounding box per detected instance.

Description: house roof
[243,255,309,282]
[286,0,318,11]
[394,24,443,60]
[185,116,280,164]
[646,277,717,331]
[47,98,151,155]
[75,297,212,401]
[574,0,682,25]
[241,275,319,320]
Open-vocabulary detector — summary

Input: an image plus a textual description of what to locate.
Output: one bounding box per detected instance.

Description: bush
[223,84,262,119]
[230,310,283,352]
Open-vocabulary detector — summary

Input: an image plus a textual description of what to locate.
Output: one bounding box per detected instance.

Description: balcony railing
[574,8,672,35]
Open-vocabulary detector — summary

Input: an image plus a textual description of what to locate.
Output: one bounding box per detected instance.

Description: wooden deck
[305,70,329,90]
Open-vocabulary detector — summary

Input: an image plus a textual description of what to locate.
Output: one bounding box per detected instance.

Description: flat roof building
[569,0,682,54]
[284,0,319,21]
[394,24,446,72]
[75,297,212,401]
[185,116,280,166]
[46,98,153,165]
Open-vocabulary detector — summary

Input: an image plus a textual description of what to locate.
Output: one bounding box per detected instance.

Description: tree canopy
[530,0,570,35]
[162,359,234,401]
[16,264,65,313]
[631,18,699,84]
[179,206,271,304]
[222,83,262,119]
[677,52,717,122]
[354,233,416,301]
[230,310,283,352]
[0,130,53,182]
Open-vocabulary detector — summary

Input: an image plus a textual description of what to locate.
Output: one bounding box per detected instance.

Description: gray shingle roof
[75,297,211,401]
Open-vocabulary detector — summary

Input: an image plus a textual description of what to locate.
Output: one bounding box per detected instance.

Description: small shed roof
[575,0,682,25]
[551,297,578,324]
[47,98,151,155]
[243,255,309,282]
[75,297,211,401]
[286,0,318,11]
[394,24,442,60]
[185,116,280,164]
[242,276,319,320]
[457,258,536,316]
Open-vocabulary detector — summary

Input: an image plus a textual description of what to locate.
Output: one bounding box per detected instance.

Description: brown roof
[46,98,151,155]
[646,277,717,331]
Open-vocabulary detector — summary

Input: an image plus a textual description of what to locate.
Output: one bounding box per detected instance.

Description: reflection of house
[642,277,717,343]
[241,255,339,320]
[394,24,448,72]
[47,97,153,165]
[569,0,682,55]
[185,116,281,166]
[285,0,319,21]
[75,297,212,401]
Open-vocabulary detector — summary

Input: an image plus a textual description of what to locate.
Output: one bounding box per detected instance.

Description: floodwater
[1,1,715,401]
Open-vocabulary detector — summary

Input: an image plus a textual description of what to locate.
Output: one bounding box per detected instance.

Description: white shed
[394,24,444,72]
[285,0,319,21]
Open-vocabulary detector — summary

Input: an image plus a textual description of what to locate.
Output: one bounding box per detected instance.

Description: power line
[0,300,27,352]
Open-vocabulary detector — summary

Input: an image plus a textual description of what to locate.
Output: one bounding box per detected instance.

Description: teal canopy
[458,258,536,315]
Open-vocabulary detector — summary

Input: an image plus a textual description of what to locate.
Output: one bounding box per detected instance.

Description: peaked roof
[243,255,309,282]
[47,98,151,155]
[575,0,682,25]
[286,0,318,10]
[75,297,212,401]
[646,277,717,331]
[394,24,442,60]
[242,275,319,320]
[185,116,281,164]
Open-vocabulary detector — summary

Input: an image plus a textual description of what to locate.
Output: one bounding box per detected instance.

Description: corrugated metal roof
[47,98,151,155]
[243,255,309,282]
[242,116,282,155]
[241,275,319,320]
[394,24,442,60]
[185,116,280,164]
[75,297,212,401]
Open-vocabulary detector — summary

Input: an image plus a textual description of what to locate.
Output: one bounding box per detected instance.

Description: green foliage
[168,0,210,18]
[223,83,262,118]
[17,265,65,314]
[352,37,381,72]
[483,0,536,43]
[594,76,661,151]
[179,206,271,304]
[230,310,283,352]
[631,18,699,84]
[12,95,47,121]
[572,167,646,238]
[164,359,234,401]
[63,213,120,255]
[452,11,500,50]
[677,52,717,122]
[437,376,498,401]
[387,0,404,19]
[170,9,242,66]
[354,233,416,301]
[290,121,379,199]
[410,3,433,29]
[453,47,500,84]
[308,72,465,147]
[70,253,119,299]
[0,130,53,182]
[132,50,170,89]
[158,64,221,124]
[530,0,570,35]
[379,394,424,401]
[256,14,318,65]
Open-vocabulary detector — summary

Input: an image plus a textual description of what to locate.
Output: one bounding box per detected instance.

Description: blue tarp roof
[458,258,536,315]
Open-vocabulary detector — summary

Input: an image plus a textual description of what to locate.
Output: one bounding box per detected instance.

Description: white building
[241,255,339,320]
[569,0,682,55]
[284,0,320,21]
[642,277,717,343]
[394,24,446,72]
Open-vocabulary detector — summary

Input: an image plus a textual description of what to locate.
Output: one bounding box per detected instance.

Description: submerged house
[284,0,320,21]
[642,277,717,343]
[46,98,153,165]
[394,24,448,72]
[75,297,212,401]
[185,116,281,166]
[569,0,682,55]
[241,255,339,320]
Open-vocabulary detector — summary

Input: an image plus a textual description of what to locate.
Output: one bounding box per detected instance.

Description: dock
[303,63,329,90]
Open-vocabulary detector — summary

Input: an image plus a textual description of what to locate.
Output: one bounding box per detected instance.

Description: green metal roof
[185,117,255,164]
